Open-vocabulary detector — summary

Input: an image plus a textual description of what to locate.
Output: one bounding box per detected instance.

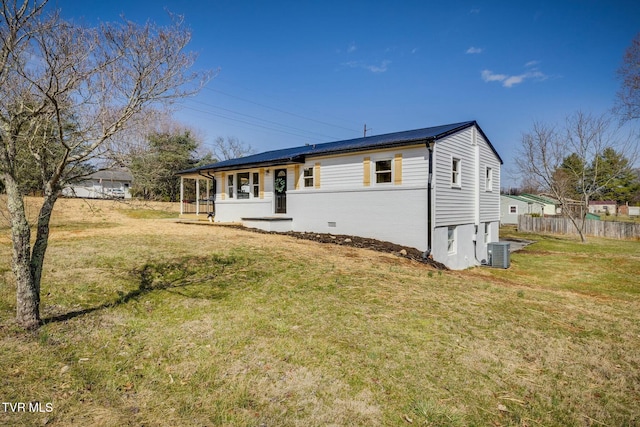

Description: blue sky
[50,0,639,188]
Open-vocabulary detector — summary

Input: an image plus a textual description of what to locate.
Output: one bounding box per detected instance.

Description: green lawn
[1,200,639,426]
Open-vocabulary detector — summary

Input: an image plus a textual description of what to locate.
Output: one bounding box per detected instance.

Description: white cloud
[469,8,480,14]
[466,46,483,54]
[525,60,540,68]
[347,42,357,53]
[481,68,547,88]
[365,60,390,73]
[344,60,390,73]
[481,70,507,82]
[411,47,419,54]
[503,75,526,87]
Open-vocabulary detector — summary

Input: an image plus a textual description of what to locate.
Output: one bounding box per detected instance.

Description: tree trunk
[4,175,40,329]
[31,189,57,300]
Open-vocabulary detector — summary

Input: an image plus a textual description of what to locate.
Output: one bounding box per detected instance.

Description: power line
[186,99,342,141]
[201,86,361,134]
[181,104,330,142]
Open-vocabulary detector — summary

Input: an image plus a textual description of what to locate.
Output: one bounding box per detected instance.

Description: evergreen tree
[591,148,640,204]
[130,131,206,201]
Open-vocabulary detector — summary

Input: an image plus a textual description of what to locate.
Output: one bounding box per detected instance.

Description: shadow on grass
[42,254,238,325]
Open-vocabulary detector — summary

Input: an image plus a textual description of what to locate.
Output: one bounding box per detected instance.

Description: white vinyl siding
[478,131,501,222]
[434,128,476,227]
[301,145,427,191]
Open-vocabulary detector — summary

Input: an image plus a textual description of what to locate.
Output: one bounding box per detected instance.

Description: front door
[274,169,287,214]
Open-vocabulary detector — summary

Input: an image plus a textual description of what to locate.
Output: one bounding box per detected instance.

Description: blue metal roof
[179,120,502,174]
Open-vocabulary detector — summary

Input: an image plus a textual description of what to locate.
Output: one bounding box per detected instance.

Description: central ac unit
[487,242,510,268]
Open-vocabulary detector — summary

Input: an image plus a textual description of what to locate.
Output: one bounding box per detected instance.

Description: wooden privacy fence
[517,215,640,240]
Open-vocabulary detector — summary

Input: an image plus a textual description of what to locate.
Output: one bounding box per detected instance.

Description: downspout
[424,138,436,259]
[179,176,184,215]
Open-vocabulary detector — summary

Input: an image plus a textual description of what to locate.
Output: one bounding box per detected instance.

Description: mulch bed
[236,226,449,270]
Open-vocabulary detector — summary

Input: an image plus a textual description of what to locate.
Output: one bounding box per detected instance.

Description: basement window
[375,159,392,184]
[447,226,457,254]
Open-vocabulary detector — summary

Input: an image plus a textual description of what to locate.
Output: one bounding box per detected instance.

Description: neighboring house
[62,168,133,199]
[500,194,544,224]
[519,193,559,216]
[620,204,640,217]
[178,121,502,270]
[588,200,617,215]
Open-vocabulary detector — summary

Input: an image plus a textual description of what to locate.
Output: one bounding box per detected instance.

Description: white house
[178,121,502,270]
[518,193,559,216]
[500,194,544,225]
[62,168,133,199]
[588,200,617,215]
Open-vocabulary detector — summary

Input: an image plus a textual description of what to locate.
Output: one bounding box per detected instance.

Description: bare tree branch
[516,111,638,243]
[0,0,211,328]
[616,32,640,122]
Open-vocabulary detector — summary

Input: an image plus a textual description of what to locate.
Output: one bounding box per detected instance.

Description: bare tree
[210,136,254,161]
[616,32,640,122]
[516,111,637,242]
[0,0,209,329]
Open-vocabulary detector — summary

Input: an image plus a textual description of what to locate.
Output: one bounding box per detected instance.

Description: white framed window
[227,175,234,199]
[375,159,392,184]
[484,223,490,244]
[509,205,518,214]
[485,167,493,192]
[237,172,250,199]
[451,158,461,187]
[447,226,457,254]
[252,172,259,198]
[303,167,314,187]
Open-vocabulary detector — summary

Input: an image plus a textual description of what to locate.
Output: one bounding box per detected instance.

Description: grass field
[1,198,639,426]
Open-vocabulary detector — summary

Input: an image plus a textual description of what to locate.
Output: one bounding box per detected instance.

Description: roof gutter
[198,170,215,180]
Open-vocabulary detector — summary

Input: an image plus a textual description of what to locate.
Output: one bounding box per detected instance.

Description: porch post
[180,176,184,215]
[195,179,200,215]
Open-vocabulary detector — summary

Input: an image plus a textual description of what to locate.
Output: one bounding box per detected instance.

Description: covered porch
[179,174,215,218]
